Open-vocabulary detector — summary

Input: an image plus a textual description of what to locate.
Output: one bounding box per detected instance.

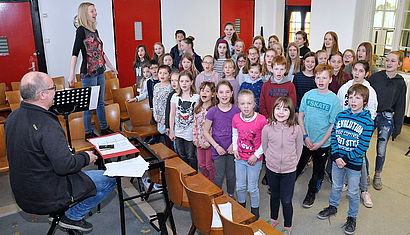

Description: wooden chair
[66,112,94,153]
[11,82,20,91]
[74,81,82,88]
[104,70,114,80]
[5,90,21,105]
[181,173,255,235]
[213,199,281,235]
[165,163,196,208]
[95,103,121,134]
[123,99,158,139]
[0,123,9,173]
[105,77,120,104]
[9,103,20,112]
[0,83,11,112]
[112,86,133,121]
[75,74,81,81]
[52,76,65,89]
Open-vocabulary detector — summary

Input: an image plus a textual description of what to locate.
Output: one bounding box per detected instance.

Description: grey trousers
[214,154,235,195]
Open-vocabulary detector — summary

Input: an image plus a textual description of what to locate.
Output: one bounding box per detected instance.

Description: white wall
[310,0,373,52]
[38,0,116,80]
[254,0,285,43]
[160,0,220,57]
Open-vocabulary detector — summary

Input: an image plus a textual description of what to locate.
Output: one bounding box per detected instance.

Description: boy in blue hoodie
[317,84,374,235]
[239,63,264,112]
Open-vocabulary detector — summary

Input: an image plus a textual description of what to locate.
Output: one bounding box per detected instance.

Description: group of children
[127,26,407,235]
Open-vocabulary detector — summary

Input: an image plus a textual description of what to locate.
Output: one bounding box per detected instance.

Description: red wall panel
[112,0,161,87]
[0,2,37,88]
[220,0,254,50]
[287,0,311,6]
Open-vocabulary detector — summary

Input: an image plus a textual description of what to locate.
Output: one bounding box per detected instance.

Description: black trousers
[266,169,296,227]
[296,146,330,194]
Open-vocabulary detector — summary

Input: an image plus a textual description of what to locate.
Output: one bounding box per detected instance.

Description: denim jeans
[266,169,296,228]
[374,112,394,173]
[329,162,360,218]
[343,156,369,191]
[235,159,262,208]
[214,154,236,195]
[65,170,116,221]
[81,73,107,134]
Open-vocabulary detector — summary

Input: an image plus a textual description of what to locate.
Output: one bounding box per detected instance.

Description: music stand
[50,86,100,149]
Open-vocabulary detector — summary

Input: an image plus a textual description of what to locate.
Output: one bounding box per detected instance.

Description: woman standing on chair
[68,2,117,139]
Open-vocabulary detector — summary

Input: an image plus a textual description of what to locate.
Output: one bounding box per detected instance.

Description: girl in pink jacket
[261,96,303,235]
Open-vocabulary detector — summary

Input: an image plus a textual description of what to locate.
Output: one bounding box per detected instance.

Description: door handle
[28,62,35,71]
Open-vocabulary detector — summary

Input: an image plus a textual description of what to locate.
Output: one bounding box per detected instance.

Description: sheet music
[254,230,266,235]
[89,86,100,110]
[88,133,136,156]
[103,156,149,177]
[211,202,232,228]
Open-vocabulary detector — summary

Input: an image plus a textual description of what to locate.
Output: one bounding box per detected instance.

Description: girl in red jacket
[262,96,303,235]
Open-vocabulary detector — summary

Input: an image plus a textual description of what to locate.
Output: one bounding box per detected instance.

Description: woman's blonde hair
[286,42,301,75]
[77,2,96,31]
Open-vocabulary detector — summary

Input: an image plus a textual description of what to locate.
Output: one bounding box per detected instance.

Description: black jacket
[369,70,407,138]
[5,102,96,215]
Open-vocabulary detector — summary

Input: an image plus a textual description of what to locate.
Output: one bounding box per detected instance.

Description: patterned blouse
[193,107,211,148]
[153,83,172,122]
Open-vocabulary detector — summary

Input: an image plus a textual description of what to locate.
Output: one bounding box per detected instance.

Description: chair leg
[47,217,59,235]
[405,146,410,156]
[144,182,154,200]
[188,224,196,235]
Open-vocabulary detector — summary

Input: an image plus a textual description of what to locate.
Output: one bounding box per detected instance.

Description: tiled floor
[1,125,409,234]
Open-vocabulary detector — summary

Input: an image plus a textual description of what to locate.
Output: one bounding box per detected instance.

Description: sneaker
[361,191,373,208]
[373,176,382,190]
[302,192,315,208]
[101,127,115,136]
[281,227,292,235]
[343,216,356,234]
[342,184,348,192]
[266,218,279,228]
[85,131,98,140]
[317,205,337,219]
[58,215,93,232]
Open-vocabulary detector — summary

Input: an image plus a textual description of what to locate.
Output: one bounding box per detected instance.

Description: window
[371,0,409,57]
[288,11,311,45]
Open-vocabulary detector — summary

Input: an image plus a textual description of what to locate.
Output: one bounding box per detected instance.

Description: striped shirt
[330,109,374,171]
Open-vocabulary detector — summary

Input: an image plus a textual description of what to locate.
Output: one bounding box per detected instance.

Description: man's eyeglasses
[43,84,56,91]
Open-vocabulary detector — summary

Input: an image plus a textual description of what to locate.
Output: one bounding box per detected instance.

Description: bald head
[20,72,51,101]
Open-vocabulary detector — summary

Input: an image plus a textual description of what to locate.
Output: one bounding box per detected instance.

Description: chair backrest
[0,83,6,105]
[75,74,81,81]
[165,165,188,207]
[68,112,85,140]
[0,123,5,157]
[125,99,152,127]
[105,77,120,101]
[10,103,20,111]
[5,90,21,105]
[95,103,120,133]
[104,71,114,80]
[180,173,213,234]
[213,199,254,235]
[112,86,134,113]
[52,76,65,89]
[11,82,20,91]
[74,81,83,88]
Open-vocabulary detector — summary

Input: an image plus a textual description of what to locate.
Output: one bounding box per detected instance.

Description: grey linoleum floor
[0,125,409,235]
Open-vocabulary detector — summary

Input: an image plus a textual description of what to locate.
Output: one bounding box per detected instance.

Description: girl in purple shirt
[203,80,240,198]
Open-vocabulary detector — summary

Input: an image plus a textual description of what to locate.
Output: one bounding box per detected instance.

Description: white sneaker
[361,191,373,208]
